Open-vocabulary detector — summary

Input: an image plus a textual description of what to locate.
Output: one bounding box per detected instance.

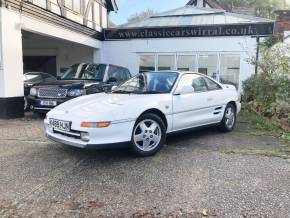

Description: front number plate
[41,100,57,106]
[49,119,71,132]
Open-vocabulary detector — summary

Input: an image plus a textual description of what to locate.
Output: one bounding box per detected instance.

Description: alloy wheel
[225,107,235,129]
[133,119,162,152]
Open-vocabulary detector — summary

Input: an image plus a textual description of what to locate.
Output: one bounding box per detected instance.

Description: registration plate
[41,100,57,106]
[49,119,71,132]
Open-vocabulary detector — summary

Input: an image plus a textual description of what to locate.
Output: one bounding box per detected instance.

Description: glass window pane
[139,55,155,73]
[198,54,218,78]
[177,55,196,71]
[158,55,175,71]
[177,74,208,92]
[220,54,240,88]
[73,0,81,13]
[204,77,222,90]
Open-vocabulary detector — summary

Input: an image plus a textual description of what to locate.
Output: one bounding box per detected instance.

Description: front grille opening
[53,129,81,139]
[38,88,67,99]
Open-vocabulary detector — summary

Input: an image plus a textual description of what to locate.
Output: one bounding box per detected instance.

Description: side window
[108,66,123,82]
[191,76,208,92]
[177,74,194,88]
[177,74,208,92]
[82,64,98,80]
[203,77,222,91]
[123,68,131,80]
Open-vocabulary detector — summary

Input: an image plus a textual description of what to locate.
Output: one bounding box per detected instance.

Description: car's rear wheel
[131,113,166,157]
[219,103,236,132]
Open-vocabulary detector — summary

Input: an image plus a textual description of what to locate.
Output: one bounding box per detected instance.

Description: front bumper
[44,118,135,149]
[27,95,74,112]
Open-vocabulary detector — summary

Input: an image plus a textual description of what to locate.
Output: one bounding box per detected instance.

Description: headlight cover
[30,88,37,96]
[67,89,84,97]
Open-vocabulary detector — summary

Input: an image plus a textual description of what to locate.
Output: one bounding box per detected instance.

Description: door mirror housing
[111,85,118,91]
[174,85,195,95]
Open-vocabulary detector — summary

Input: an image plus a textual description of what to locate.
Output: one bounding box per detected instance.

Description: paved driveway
[0,113,290,217]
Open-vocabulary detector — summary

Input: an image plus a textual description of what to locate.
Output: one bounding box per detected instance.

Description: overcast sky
[110,0,189,25]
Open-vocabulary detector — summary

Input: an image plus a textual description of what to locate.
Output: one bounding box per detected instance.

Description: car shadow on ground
[48,125,222,163]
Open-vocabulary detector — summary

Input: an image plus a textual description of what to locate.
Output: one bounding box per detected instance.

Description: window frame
[139,54,156,73]
[157,54,176,71]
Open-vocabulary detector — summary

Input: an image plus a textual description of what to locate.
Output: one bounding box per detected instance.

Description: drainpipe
[255,37,260,75]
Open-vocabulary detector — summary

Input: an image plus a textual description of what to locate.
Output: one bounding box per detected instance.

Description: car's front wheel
[131,113,166,157]
[219,103,237,132]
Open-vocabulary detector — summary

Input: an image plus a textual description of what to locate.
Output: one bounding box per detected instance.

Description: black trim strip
[168,104,224,115]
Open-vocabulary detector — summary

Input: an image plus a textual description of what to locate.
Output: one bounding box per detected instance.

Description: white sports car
[45,71,241,156]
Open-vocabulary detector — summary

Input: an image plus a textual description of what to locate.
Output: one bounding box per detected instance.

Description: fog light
[81,132,90,142]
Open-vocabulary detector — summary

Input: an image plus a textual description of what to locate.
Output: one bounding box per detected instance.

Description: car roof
[73,63,129,69]
[144,70,203,76]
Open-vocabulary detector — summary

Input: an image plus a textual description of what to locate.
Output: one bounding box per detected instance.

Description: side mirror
[56,76,61,80]
[107,77,117,83]
[111,85,118,91]
[174,85,194,95]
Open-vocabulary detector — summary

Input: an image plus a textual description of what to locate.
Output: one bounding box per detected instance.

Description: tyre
[131,113,166,157]
[219,103,237,132]
[36,112,47,119]
[24,97,29,112]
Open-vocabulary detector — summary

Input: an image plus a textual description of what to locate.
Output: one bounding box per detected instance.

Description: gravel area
[0,113,290,217]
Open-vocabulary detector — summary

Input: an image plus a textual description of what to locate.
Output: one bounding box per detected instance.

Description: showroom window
[220,54,240,88]
[198,54,218,78]
[177,55,196,71]
[139,55,155,73]
[158,55,175,71]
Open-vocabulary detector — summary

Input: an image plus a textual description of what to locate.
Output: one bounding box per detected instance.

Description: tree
[127,9,158,24]
[222,0,290,18]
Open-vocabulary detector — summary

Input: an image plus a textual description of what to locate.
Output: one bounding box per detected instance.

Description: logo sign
[104,23,274,40]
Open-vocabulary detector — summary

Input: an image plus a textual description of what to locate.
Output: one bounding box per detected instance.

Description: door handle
[207,98,213,101]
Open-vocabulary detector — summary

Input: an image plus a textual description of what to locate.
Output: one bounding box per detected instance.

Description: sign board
[104,23,274,40]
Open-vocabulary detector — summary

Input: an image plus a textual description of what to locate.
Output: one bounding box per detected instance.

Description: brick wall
[275,10,290,39]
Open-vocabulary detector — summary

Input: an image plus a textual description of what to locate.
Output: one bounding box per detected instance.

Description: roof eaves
[106,0,118,12]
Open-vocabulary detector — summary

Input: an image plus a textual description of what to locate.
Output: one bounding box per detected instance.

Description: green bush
[243,42,290,122]
[243,74,290,119]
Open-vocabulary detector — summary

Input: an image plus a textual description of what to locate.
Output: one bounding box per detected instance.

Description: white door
[172,74,223,131]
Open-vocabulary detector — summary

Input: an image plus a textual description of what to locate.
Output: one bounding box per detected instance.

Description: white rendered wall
[0,9,23,98]
[0,7,101,98]
[20,12,101,49]
[102,36,258,90]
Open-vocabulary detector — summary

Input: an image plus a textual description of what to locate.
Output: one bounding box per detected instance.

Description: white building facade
[0,0,274,118]
[0,0,116,118]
